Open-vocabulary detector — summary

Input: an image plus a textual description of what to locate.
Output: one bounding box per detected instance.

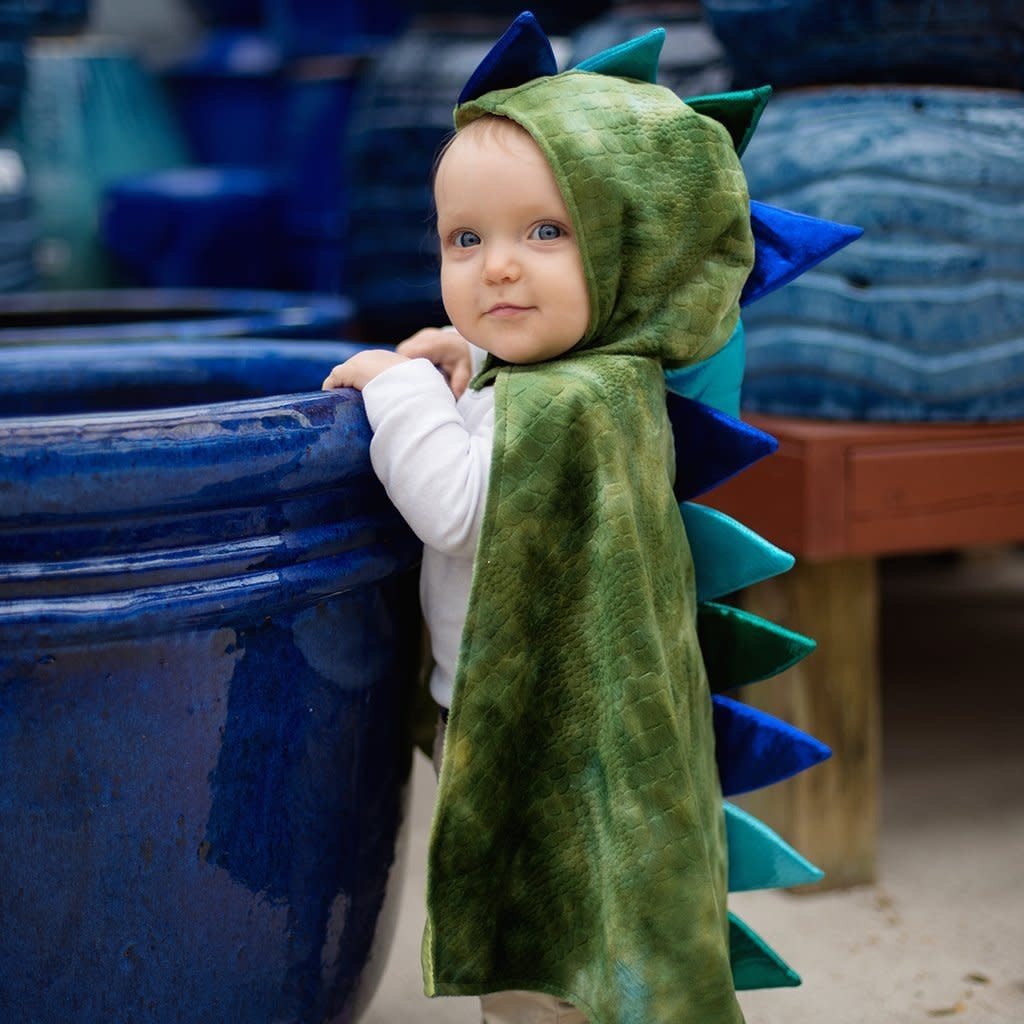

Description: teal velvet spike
[713,694,832,796]
[457,11,558,105]
[725,802,824,892]
[684,85,772,156]
[681,503,794,602]
[574,27,665,84]
[664,319,744,417]
[667,394,777,502]
[743,200,864,306]
[729,913,801,990]
[698,601,814,691]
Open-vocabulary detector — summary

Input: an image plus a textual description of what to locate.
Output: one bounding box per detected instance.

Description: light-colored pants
[480,989,588,1023]
[432,716,591,1024]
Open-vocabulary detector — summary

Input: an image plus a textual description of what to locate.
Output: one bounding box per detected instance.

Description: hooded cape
[424,71,754,1023]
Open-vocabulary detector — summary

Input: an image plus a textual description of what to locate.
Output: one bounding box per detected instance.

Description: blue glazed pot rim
[0,289,353,344]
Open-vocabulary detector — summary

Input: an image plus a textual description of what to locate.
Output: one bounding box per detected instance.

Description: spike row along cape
[424,12,862,1022]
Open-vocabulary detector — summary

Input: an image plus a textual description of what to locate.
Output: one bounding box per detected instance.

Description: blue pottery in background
[102,168,286,289]
[702,0,1024,91]
[0,146,35,291]
[739,86,1024,421]
[0,288,353,343]
[278,53,365,294]
[569,2,730,98]
[186,0,264,27]
[27,0,92,36]
[0,1,29,134]
[265,0,408,58]
[4,38,189,289]
[164,32,286,167]
[0,337,423,1022]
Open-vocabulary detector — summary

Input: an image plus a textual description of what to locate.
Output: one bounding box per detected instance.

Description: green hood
[457,72,754,373]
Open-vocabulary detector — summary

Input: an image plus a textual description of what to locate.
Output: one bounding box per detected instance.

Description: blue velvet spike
[683,86,772,156]
[666,393,777,502]
[698,601,814,691]
[713,695,831,797]
[457,11,558,106]
[665,320,744,417]
[724,802,824,892]
[681,503,794,602]
[574,28,665,84]
[742,200,864,307]
[729,913,802,990]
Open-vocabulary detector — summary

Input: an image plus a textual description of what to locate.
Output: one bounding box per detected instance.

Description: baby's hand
[322,349,409,391]
[397,326,473,398]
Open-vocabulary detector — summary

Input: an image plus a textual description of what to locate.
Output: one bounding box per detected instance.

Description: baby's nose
[483,243,520,283]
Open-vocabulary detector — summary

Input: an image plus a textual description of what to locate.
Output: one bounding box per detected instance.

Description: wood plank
[711,415,1024,560]
[736,558,881,890]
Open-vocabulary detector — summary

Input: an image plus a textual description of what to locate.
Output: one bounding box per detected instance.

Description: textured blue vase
[739,86,1024,421]
[0,288,353,344]
[0,338,423,1022]
[702,0,1024,91]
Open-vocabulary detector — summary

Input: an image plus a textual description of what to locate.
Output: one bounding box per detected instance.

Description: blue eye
[453,230,480,248]
[532,223,563,241]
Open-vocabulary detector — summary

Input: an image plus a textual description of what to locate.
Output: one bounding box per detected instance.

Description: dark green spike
[684,85,772,156]
[574,28,665,84]
[698,601,815,692]
[730,913,802,990]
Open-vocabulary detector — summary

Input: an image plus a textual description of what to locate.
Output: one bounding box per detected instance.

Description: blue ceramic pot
[702,0,1024,91]
[739,86,1024,421]
[163,32,286,167]
[0,2,29,134]
[0,288,353,344]
[0,338,423,1022]
[102,168,286,289]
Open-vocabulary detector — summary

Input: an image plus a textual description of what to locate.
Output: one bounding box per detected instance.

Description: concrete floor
[361,551,1024,1024]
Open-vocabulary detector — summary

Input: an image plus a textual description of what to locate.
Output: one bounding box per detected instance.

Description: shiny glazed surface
[0,339,422,1022]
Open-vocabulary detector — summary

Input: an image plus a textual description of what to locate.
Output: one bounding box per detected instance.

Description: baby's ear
[457,11,557,105]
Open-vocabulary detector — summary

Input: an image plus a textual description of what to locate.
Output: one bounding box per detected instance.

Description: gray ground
[362,551,1024,1024]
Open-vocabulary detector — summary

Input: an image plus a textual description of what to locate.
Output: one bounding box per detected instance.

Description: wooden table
[708,415,1024,889]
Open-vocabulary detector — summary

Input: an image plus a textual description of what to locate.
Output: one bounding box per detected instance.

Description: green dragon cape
[424,71,754,1023]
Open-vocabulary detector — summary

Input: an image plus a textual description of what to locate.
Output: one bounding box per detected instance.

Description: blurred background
[0,2,1020,1022]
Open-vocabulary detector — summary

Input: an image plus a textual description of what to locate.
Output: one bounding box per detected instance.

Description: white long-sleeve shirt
[361,351,495,708]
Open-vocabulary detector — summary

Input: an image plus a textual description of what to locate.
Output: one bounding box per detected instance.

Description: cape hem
[425,976,599,1022]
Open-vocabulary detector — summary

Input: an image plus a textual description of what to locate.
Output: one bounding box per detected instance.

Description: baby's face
[434,118,590,365]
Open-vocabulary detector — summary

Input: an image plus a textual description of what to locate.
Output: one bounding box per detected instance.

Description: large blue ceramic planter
[0,339,422,1022]
[0,289,353,344]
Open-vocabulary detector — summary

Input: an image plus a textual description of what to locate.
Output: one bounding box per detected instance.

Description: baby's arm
[365,360,491,557]
[325,356,491,558]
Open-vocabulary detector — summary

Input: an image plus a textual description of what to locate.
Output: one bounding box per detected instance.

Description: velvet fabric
[425,64,755,1024]
[697,601,815,691]
[728,914,801,990]
[680,502,794,603]
[713,695,832,797]
[724,802,824,892]
[666,392,776,501]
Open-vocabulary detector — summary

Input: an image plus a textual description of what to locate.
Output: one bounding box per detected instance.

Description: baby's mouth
[486,304,532,317]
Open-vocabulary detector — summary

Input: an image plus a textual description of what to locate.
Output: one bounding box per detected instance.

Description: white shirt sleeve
[361,357,493,558]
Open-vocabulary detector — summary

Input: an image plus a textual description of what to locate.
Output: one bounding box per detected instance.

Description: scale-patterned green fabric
[425,73,754,1023]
